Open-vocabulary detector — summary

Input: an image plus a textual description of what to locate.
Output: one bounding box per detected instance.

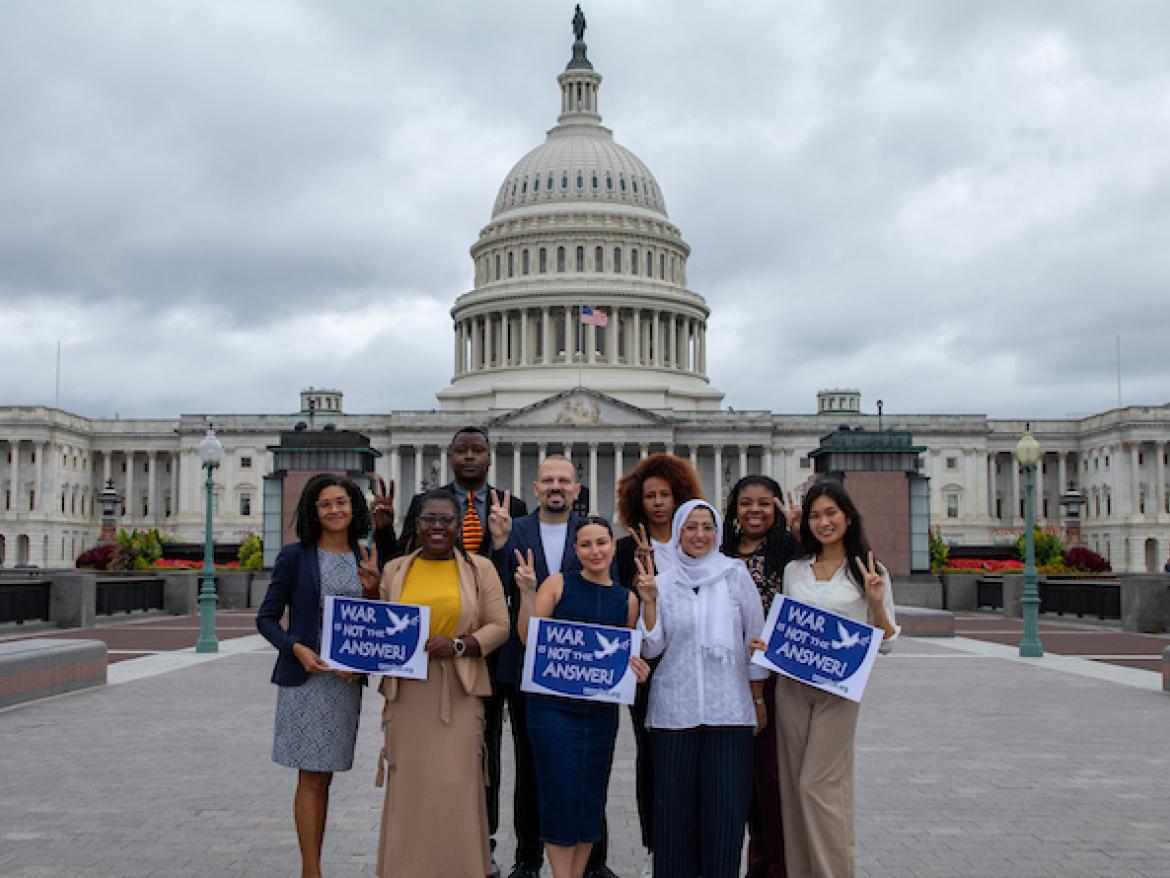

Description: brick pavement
[1,632,1168,877]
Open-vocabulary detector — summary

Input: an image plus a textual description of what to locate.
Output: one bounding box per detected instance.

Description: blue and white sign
[751,595,882,702]
[321,596,430,679]
[521,617,641,705]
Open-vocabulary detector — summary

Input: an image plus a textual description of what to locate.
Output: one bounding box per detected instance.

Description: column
[470,317,482,371]
[101,450,111,483]
[389,446,402,520]
[689,446,698,468]
[586,323,596,363]
[563,443,572,462]
[762,445,773,479]
[639,443,649,461]
[632,310,641,366]
[669,313,677,368]
[147,452,157,520]
[713,445,723,507]
[1010,454,1020,522]
[538,443,547,464]
[169,452,179,518]
[651,311,661,367]
[614,444,624,494]
[987,454,996,517]
[738,445,748,480]
[588,443,599,515]
[1057,452,1067,497]
[1155,442,1166,517]
[520,310,530,365]
[541,307,551,364]
[9,441,19,512]
[1130,443,1142,518]
[512,444,522,496]
[453,321,461,375]
[564,306,573,361]
[490,446,498,482]
[441,444,450,484]
[606,310,618,363]
[413,445,424,494]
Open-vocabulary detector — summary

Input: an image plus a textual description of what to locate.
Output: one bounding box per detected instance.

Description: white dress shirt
[781,558,900,654]
[639,562,768,730]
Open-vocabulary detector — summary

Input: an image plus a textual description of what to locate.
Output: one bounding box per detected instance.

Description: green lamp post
[1015,426,1044,658]
[195,424,224,653]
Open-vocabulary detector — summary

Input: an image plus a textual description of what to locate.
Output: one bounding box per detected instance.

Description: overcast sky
[2,0,1168,421]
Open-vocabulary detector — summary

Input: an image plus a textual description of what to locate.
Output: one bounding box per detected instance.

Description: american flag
[580,305,608,327]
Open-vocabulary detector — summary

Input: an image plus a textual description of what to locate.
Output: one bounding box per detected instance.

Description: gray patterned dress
[272,549,364,772]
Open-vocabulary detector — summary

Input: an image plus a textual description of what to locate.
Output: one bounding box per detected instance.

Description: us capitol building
[2,20,1168,573]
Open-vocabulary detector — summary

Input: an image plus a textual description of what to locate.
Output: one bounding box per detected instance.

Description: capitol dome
[438,12,723,414]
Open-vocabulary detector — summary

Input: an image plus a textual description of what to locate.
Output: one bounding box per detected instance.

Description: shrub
[114,528,164,570]
[1063,546,1111,573]
[929,528,949,573]
[75,544,116,570]
[1017,526,1063,567]
[238,534,263,571]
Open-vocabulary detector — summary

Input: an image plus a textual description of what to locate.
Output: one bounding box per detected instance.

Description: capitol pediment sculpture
[489,389,669,428]
[555,397,602,425]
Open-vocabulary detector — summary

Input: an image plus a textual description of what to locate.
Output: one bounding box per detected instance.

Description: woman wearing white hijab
[635,499,768,878]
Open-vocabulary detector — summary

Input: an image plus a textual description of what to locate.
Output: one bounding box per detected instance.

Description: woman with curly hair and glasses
[613,452,702,875]
[256,473,381,878]
[721,475,801,878]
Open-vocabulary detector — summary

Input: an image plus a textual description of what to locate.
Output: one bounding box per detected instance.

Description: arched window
[548,175,554,190]
[633,179,639,194]
[522,249,530,275]
[494,253,501,281]
[539,247,547,273]
[507,251,514,277]
[646,250,652,275]
[613,247,622,273]
[521,180,527,194]
[576,173,584,189]
[606,175,613,190]
[576,246,584,272]
[591,174,598,189]
[557,246,566,272]
[659,253,665,278]
[561,174,569,190]
[594,246,604,271]
[533,177,540,192]
[619,176,626,192]
[631,249,639,274]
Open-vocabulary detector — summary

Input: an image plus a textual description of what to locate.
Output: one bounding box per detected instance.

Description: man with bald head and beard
[490,455,618,878]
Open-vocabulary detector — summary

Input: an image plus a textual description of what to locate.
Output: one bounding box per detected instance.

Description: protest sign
[321,596,430,679]
[521,617,641,705]
[751,595,882,702]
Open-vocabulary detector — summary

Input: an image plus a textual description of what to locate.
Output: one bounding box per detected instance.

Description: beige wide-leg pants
[774,674,861,878]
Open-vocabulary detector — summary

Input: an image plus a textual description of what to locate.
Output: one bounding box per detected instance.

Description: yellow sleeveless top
[399,558,462,639]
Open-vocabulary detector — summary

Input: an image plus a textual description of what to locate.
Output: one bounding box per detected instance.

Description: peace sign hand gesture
[357,543,380,598]
[853,551,885,606]
[514,548,538,592]
[781,490,802,537]
[633,554,657,606]
[370,476,395,532]
[489,489,514,549]
[630,523,655,569]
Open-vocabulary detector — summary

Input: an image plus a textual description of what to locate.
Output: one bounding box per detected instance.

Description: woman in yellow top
[375,488,509,878]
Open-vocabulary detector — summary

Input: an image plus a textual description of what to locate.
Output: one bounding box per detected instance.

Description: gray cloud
[1,0,1167,419]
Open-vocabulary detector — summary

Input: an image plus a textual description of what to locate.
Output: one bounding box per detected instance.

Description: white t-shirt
[538,521,569,575]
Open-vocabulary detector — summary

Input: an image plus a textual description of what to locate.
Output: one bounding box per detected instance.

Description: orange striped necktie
[462,499,483,554]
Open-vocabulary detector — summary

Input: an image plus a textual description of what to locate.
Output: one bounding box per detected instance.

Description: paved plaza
[1,618,1168,877]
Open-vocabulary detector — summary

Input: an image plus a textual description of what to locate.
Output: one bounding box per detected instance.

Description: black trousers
[497,682,609,870]
[630,678,655,850]
[651,726,754,878]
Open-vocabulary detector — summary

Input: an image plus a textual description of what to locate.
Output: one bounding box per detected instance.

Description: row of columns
[454,306,706,375]
[475,243,685,289]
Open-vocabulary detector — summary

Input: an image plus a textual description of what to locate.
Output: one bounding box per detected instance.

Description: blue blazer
[492,510,617,686]
[256,542,357,687]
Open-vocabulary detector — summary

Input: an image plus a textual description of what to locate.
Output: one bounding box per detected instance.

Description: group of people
[256,426,900,878]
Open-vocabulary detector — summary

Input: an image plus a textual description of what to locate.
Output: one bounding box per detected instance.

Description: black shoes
[506,866,541,878]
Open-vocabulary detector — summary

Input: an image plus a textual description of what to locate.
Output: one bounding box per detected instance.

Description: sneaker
[641,851,653,878]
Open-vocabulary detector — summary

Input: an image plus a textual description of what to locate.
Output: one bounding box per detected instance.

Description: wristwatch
[452,637,467,658]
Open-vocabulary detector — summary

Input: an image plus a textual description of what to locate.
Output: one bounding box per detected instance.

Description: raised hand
[783,490,802,536]
[854,551,885,604]
[514,547,538,591]
[630,523,655,569]
[489,488,514,548]
[357,543,380,597]
[633,554,657,605]
[370,475,395,531]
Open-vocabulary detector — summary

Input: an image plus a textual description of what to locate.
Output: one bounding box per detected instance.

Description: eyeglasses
[681,522,717,533]
[418,514,458,527]
[315,498,352,512]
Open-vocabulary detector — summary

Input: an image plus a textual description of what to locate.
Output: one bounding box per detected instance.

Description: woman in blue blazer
[256,474,380,878]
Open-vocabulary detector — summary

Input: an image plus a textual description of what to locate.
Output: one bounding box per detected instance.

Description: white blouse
[781,558,900,654]
[639,562,768,730]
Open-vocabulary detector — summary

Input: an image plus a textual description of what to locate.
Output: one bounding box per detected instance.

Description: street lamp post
[1015,426,1044,658]
[195,425,225,654]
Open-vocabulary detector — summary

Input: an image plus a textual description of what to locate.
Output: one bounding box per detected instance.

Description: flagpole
[577,302,584,388]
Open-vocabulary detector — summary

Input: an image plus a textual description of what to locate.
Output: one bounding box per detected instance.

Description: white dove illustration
[831,621,861,650]
[384,609,416,637]
[593,632,623,659]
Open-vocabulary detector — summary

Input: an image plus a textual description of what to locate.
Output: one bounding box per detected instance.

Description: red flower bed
[945,558,1024,572]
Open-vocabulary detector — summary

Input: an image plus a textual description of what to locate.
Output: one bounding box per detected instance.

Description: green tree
[1017,526,1063,567]
[929,527,949,573]
[238,534,264,571]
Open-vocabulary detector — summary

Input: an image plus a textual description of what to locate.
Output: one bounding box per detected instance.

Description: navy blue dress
[526,571,631,846]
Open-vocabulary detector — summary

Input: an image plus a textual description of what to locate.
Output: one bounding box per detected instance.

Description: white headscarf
[660,499,743,663]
